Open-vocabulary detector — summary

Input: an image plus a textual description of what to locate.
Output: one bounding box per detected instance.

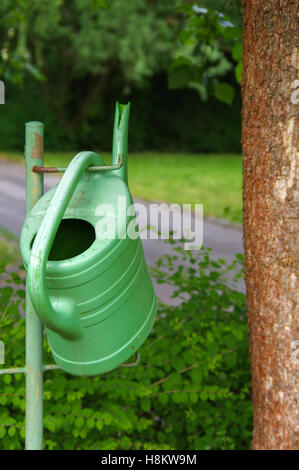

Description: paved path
[0,161,245,301]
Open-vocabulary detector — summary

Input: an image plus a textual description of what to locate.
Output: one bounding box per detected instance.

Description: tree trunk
[241,1,299,449]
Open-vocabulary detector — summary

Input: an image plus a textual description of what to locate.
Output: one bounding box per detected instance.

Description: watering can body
[20,104,157,376]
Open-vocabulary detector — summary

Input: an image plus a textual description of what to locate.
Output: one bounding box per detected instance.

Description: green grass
[0,151,242,223]
[0,228,20,265]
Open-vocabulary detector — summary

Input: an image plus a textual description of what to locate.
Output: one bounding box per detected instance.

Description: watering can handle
[27,151,104,340]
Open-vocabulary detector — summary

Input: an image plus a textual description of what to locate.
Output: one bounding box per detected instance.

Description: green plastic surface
[20,103,157,376]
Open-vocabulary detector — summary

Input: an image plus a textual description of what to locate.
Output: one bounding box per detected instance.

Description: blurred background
[0,0,242,152]
[0,0,244,277]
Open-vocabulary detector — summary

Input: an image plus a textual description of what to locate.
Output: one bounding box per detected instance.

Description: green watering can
[20,103,157,376]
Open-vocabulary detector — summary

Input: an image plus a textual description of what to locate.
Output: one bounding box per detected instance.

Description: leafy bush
[0,246,252,450]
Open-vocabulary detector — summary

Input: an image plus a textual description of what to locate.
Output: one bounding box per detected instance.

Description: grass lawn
[0,228,20,265]
[0,151,242,224]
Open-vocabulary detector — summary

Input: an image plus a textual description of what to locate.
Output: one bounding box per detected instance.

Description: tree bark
[242,0,299,449]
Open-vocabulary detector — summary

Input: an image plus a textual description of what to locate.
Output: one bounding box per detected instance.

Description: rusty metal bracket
[32,155,123,174]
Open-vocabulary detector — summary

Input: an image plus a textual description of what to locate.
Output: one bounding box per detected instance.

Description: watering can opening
[49,218,95,261]
[29,218,96,261]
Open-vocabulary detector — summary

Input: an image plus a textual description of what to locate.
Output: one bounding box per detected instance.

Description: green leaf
[158,394,169,405]
[0,396,7,405]
[213,82,235,105]
[207,342,220,355]
[180,392,188,403]
[4,375,11,384]
[96,420,103,431]
[8,427,16,437]
[169,55,192,73]
[168,65,193,90]
[23,64,46,82]
[190,392,198,403]
[178,29,195,45]
[75,417,84,429]
[222,26,242,40]
[86,417,95,429]
[172,392,182,403]
[191,368,202,384]
[235,62,242,83]
[232,42,242,62]
[141,397,150,412]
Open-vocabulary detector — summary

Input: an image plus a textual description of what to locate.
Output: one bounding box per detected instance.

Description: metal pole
[25,122,44,450]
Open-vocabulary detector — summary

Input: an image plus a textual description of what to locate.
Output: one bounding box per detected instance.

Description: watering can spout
[112,101,130,183]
